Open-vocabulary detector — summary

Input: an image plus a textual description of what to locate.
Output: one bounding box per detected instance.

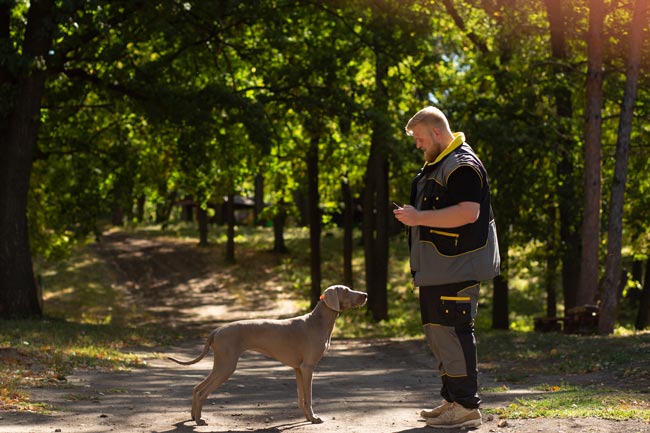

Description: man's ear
[323,286,341,312]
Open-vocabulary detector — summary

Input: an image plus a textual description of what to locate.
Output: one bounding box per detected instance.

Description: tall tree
[576,0,606,306]
[636,256,650,330]
[0,0,56,317]
[306,130,323,308]
[362,41,391,321]
[543,0,582,311]
[598,0,648,334]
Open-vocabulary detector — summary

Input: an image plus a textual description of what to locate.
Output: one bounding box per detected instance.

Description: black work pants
[419,281,481,409]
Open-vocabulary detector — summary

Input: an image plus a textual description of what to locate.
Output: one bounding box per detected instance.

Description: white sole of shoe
[426,418,482,429]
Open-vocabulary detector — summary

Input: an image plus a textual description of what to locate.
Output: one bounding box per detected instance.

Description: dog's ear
[323,286,341,312]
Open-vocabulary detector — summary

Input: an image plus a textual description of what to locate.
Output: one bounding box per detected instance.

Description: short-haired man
[394,106,500,429]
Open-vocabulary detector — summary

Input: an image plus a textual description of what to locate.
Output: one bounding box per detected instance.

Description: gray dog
[168,284,368,424]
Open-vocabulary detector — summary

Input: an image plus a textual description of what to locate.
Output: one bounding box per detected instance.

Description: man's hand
[393,204,419,226]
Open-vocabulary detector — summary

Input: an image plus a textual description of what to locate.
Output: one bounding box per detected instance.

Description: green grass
[478,330,650,421]
[488,384,650,421]
[0,317,181,410]
[478,330,650,380]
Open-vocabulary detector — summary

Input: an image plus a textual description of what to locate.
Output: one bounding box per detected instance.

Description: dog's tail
[167,331,215,365]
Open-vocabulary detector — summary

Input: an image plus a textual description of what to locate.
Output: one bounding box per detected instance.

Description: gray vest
[410,141,500,286]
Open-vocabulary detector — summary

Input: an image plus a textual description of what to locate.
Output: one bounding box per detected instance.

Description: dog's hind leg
[191,354,238,424]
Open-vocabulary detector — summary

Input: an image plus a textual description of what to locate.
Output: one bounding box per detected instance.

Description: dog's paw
[195,418,207,426]
[309,415,324,424]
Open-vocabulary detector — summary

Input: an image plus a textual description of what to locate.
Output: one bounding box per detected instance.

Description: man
[394,106,500,429]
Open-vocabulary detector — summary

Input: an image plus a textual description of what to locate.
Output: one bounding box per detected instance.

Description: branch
[62,67,149,101]
[440,0,490,55]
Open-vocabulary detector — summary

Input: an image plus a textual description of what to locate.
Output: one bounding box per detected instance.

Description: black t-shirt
[447,166,482,204]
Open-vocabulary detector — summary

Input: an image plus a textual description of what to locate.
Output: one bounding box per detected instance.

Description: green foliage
[2,0,647,326]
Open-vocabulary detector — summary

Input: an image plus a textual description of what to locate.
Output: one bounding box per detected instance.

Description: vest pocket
[423,229,460,256]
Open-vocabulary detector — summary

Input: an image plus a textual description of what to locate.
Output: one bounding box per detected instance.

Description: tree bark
[363,48,389,321]
[0,0,55,318]
[545,202,559,318]
[254,173,264,225]
[225,193,236,263]
[136,194,146,223]
[492,236,510,329]
[197,206,209,247]
[576,0,605,307]
[342,177,354,288]
[598,0,647,334]
[272,205,288,254]
[544,0,582,311]
[635,256,650,330]
[307,135,322,309]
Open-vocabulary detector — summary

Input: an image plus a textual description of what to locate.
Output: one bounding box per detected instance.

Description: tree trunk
[307,135,321,308]
[363,49,389,321]
[576,0,605,307]
[0,0,55,318]
[492,236,509,329]
[342,177,354,288]
[197,206,209,247]
[598,0,646,334]
[156,190,177,225]
[631,260,644,288]
[136,194,146,223]
[112,204,125,226]
[272,205,288,254]
[226,193,236,263]
[254,173,264,225]
[635,256,650,330]
[545,202,559,318]
[544,0,582,312]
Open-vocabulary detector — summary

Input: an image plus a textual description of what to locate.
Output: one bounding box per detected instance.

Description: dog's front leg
[298,365,322,423]
[294,368,305,409]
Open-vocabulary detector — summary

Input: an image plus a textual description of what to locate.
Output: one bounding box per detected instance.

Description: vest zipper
[429,229,459,248]
[440,296,471,301]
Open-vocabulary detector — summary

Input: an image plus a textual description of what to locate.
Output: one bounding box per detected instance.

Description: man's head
[405,106,454,163]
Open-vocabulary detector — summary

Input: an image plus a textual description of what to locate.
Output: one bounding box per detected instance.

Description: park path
[2,230,648,433]
[4,337,645,433]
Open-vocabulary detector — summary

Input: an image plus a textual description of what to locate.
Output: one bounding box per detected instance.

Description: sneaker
[425,402,482,429]
[420,401,453,418]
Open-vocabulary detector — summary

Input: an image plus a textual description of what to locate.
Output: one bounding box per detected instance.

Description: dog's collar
[319,294,340,312]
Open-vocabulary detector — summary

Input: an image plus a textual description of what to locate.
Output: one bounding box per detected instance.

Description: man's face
[410,123,441,163]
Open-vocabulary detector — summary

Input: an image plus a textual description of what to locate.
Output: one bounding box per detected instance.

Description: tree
[576,0,606,307]
[543,0,582,312]
[0,0,56,317]
[598,0,648,334]
[636,255,650,330]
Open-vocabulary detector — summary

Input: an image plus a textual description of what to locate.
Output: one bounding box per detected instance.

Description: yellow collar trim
[425,132,465,167]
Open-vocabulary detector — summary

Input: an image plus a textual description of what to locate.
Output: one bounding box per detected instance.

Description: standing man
[394,106,500,429]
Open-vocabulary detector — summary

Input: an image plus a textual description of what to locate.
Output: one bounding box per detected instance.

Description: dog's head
[321,285,368,312]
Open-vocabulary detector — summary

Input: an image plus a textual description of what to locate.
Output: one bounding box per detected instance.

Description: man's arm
[394,165,482,228]
[393,202,479,228]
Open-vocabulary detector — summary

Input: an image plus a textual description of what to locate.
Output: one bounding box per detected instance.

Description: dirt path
[2,231,649,433]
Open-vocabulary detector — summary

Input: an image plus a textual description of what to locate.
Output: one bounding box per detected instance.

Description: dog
[168,284,368,424]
